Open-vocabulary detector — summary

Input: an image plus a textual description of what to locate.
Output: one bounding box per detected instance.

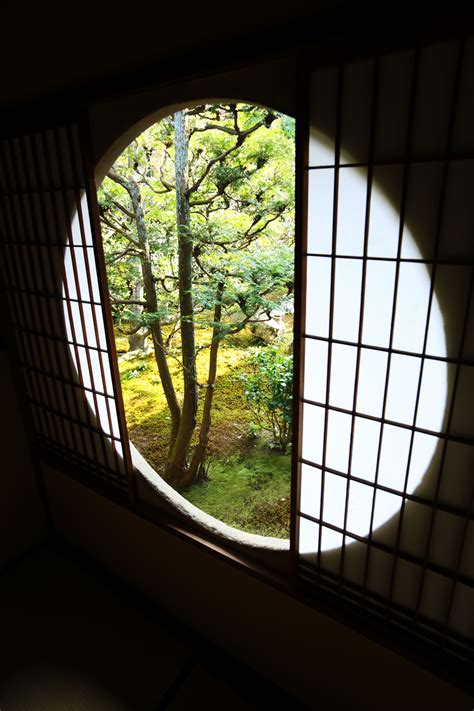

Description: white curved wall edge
[63,113,448,560]
[132,442,291,573]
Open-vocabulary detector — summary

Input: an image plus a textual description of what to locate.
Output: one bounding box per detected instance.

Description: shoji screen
[296,37,474,668]
[0,125,133,498]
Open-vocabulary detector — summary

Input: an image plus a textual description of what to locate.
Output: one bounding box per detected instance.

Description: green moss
[182,451,290,537]
[115,335,129,353]
[117,326,291,537]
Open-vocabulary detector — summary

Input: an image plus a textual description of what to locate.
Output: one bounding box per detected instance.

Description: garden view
[99,103,295,537]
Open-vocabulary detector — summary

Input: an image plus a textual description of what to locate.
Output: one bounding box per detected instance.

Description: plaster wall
[0,352,49,568]
[43,466,471,710]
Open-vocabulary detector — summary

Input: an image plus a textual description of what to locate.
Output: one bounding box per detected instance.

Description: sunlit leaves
[239,345,293,452]
[98,102,295,339]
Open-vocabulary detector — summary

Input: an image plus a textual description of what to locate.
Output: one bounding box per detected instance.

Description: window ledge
[131,444,290,572]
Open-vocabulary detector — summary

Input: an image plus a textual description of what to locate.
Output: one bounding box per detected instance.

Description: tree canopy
[98,103,295,487]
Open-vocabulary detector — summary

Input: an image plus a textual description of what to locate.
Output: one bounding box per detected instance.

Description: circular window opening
[98,102,296,538]
[63,101,448,551]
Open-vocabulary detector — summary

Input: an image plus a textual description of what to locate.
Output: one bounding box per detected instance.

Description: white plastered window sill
[131,443,290,573]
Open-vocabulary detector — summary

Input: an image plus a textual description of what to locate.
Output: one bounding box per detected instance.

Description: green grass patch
[117,326,290,538]
[182,450,290,538]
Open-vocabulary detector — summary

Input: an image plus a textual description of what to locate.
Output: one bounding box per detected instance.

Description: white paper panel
[356,348,388,418]
[335,167,367,255]
[350,416,381,483]
[307,168,334,253]
[321,473,346,529]
[329,343,357,410]
[305,257,331,337]
[362,260,396,347]
[385,354,421,425]
[300,464,322,520]
[332,259,362,342]
[325,409,352,473]
[303,338,328,403]
[302,403,325,465]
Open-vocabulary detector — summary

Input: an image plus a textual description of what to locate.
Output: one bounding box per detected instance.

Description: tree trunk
[127,282,148,352]
[128,330,147,351]
[107,169,181,444]
[185,281,225,486]
[165,110,199,485]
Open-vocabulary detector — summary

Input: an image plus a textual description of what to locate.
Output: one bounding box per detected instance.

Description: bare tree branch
[100,215,140,247]
[189,184,228,206]
[112,200,135,220]
[157,275,179,293]
[186,118,267,196]
[159,149,175,192]
[117,324,149,336]
[189,123,240,137]
[135,167,172,195]
[111,299,147,306]
[106,245,141,263]
[245,210,286,238]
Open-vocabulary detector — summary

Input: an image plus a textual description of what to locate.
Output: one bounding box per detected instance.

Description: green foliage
[239,345,293,452]
[101,102,295,518]
[118,325,291,537]
[122,360,148,380]
[99,103,295,343]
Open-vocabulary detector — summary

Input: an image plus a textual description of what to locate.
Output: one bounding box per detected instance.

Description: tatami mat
[0,543,303,710]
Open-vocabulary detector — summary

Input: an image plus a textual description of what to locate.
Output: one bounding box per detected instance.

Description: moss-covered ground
[116,328,291,538]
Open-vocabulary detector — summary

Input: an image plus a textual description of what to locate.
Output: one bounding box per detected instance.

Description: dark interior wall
[1,2,466,112]
[42,466,471,710]
[0,351,48,568]
[0,0,346,108]
[90,57,295,181]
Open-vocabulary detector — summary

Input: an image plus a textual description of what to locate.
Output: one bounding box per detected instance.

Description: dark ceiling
[0,0,339,106]
[0,2,469,111]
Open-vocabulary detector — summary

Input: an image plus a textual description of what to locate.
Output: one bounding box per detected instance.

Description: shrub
[239,345,293,452]
[122,361,148,380]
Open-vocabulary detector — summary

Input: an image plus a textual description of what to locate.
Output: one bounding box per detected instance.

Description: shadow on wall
[300,45,474,638]
[57,49,473,637]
